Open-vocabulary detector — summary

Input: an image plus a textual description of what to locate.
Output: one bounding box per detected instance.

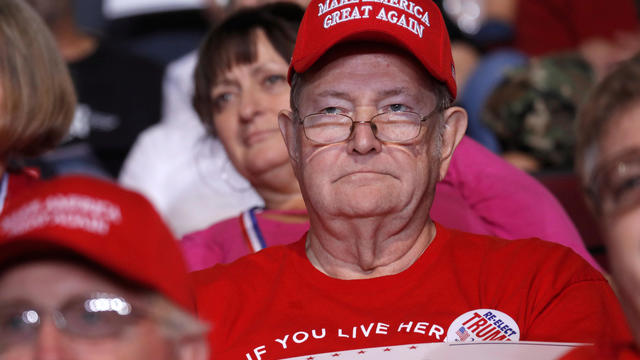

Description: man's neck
[305,208,436,280]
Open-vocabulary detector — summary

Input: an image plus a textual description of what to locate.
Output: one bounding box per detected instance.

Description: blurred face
[594,101,640,344]
[0,260,177,360]
[282,48,449,219]
[211,29,291,184]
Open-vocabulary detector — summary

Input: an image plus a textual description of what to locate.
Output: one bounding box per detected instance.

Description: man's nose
[347,112,382,154]
[34,318,69,360]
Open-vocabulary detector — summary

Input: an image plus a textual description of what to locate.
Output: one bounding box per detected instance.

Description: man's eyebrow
[378,87,412,97]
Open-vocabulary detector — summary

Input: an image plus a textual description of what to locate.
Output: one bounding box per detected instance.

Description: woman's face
[211,29,291,184]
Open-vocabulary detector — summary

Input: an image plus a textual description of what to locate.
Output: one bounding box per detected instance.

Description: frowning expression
[287,46,444,219]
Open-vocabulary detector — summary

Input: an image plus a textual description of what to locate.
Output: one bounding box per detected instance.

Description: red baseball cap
[288,0,457,98]
[0,176,194,313]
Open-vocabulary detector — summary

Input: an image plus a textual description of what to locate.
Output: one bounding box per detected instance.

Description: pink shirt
[182,137,598,271]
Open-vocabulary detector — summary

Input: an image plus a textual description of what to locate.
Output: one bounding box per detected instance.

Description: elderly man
[193,0,630,358]
[0,176,208,359]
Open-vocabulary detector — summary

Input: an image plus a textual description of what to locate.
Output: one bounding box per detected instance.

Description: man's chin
[326,200,404,219]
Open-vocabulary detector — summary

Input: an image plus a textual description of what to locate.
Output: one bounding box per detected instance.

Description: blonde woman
[0,0,75,212]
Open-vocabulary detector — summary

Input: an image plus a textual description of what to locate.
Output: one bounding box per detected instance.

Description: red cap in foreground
[0,175,194,312]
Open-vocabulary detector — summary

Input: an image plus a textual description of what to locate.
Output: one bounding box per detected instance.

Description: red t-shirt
[193,223,630,360]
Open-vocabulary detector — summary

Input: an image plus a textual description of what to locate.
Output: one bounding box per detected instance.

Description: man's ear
[278,109,300,166]
[176,335,209,360]
[438,106,468,181]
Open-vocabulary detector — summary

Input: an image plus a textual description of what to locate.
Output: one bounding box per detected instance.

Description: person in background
[563,56,640,358]
[437,0,526,153]
[191,0,628,357]
[0,0,75,213]
[450,0,640,155]
[0,175,209,359]
[482,53,596,172]
[119,0,312,237]
[24,0,163,178]
[180,2,597,272]
[118,0,265,236]
[477,0,640,171]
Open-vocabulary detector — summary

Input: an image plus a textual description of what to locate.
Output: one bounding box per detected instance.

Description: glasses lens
[595,154,640,215]
[61,294,136,338]
[373,112,422,142]
[303,114,352,144]
[0,303,40,348]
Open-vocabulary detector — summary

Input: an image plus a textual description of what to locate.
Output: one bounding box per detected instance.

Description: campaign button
[445,309,520,343]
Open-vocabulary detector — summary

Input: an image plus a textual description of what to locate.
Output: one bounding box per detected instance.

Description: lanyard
[240,206,267,253]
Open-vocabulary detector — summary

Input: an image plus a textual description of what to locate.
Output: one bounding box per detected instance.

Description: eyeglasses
[299,108,440,144]
[0,293,143,349]
[588,148,640,215]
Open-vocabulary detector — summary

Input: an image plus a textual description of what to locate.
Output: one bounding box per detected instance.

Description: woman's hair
[575,55,640,187]
[193,2,304,136]
[0,0,76,160]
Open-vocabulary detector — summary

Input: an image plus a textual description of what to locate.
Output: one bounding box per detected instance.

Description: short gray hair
[146,294,209,341]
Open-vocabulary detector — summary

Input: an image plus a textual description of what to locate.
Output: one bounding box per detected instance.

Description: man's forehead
[0,250,145,299]
[310,41,424,71]
[299,43,436,96]
[314,87,415,98]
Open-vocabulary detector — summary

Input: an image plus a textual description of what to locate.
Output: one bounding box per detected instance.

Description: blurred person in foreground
[0,0,75,213]
[0,175,208,359]
[562,56,640,359]
[191,0,628,358]
[180,2,597,272]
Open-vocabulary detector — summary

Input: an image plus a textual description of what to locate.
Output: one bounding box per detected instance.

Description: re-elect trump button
[446,309,520,343]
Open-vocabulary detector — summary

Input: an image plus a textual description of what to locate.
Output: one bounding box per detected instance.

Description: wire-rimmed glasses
[0,292,142,350]
[299,108,440,144]
[588,148,640,215]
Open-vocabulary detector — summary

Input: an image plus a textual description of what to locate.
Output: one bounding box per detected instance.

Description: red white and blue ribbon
[241,206,267,253]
